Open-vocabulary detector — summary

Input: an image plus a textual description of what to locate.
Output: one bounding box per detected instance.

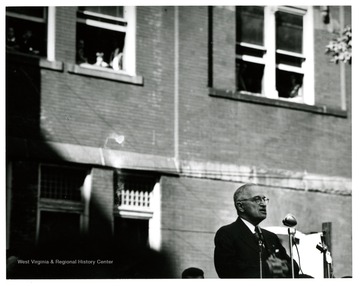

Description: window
[38,211,81,246]
[76,6,136,75]
[114,217,149,250]
[113,171,160,251]
[37,164,91,245]
[275,10,305,99]
[237,6,264,46]
[236,6,314,104]
[40,165,85,201]
[6,7,48,57]
[236,7,266,94]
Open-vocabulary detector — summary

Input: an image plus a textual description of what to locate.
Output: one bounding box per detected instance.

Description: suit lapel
[234,217,259,252]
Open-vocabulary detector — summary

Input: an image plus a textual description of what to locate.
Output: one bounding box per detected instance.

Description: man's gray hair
[233,183,258,204]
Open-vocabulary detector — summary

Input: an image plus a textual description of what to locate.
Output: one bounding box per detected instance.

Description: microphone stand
[287,227,296,279]
[316,237,333,278]
[255,228,263,279]
[258,239,263,279]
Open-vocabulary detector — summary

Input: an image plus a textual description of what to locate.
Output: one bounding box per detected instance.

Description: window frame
[6,9,47,23]
[6,7,56,61]
[236,6,314,105]
[75,6,137,76]
[36,164,92,244]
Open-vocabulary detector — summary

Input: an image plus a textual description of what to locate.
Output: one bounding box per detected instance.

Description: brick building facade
[6,6,351,278]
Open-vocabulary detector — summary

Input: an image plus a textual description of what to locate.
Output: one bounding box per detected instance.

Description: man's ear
[236,201,245,213]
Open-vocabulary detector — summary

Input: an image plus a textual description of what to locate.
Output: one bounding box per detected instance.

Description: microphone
[282,214,297,227]
[283,214,297,278]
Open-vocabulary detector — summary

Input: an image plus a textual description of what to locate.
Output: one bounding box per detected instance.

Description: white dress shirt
[240,217,257,234]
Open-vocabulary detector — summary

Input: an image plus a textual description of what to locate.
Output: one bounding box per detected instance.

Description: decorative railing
[114,176,156,219]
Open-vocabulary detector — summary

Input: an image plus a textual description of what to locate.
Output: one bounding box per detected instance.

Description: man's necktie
[255,226,270,254]
[254,226,263,242]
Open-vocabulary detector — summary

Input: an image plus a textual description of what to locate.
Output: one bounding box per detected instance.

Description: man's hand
[266,256,289,278]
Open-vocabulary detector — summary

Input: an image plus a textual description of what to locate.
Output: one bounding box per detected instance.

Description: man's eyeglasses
[238,196,269,205]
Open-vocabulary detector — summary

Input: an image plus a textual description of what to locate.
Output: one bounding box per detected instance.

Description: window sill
[209,88,348,118]
[39,198,83,212]
[6,51,64,72]
[66,63,144,85]
[114,206,153,219]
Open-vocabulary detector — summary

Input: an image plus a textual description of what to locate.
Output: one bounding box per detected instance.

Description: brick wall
[179,97,351,177]
[89,167,114,242]
[55,7,77,63]
[8,6,351,178]
[9,161,39,253]
[178,6,214,160]
[314,6,343,109]
[211,6,236,89]
[40,6,176,157]
[175,6,351,178]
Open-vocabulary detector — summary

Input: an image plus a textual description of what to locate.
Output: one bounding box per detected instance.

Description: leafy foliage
[325,26,352,64]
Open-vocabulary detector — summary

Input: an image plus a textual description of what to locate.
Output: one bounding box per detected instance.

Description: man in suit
[214,183,299,278]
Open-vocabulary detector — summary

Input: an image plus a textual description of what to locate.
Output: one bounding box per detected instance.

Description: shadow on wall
[7,238,175,279]
[7,168,175,279]
[6,58,175,279]
[6,55,42,140]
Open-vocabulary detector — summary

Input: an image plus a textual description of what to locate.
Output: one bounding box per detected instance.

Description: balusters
[117,183,151,209]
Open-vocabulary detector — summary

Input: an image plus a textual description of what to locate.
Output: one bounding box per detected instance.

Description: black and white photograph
[3,0,356,281]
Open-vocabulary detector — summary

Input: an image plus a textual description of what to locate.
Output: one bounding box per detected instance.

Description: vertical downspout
[208,6,213,88]
[6,162,12,251]
[174,7,180,169]
[339,6,347,110]
[35,164,41,245]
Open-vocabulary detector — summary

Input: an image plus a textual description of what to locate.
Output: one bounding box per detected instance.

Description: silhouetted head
[181,267,204,278]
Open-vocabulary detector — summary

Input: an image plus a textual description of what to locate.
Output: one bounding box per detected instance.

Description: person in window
[20,29,39,55]
[109,39,124,71]
[6,27,19,50]
[288,75,302,98]
[277,73,303,98]
[236,62,248,92]
[214,183,299,278]
[76,39,88,64]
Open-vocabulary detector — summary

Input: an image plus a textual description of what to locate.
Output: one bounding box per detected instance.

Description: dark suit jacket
[214,217,298,278]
